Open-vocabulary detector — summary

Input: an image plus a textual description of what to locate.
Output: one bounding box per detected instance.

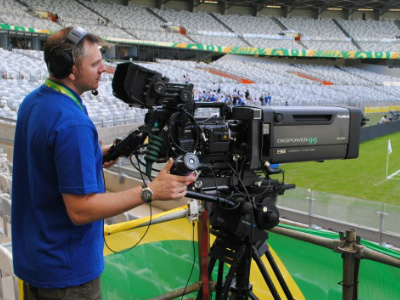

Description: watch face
[142,188,153,202]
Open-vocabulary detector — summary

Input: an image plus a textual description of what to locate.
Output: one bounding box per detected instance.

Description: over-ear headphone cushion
[48,50,74,79]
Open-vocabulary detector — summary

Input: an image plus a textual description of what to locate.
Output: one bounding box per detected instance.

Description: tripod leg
[249,290,259,300]
[263,246,294,300]
[218,243,249,300]
[215,260,224,300]
[251,245,281,300]
[233,245,252,300]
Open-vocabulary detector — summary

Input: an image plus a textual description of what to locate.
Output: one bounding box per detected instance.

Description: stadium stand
[1,47,400,124]
[0,0,399,124]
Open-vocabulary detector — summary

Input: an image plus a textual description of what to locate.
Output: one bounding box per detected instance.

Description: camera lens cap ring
[154,82,166,95]
[180,90,191,103]
[183,153,200,170]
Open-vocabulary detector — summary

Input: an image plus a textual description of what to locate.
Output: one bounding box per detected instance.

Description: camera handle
[102,125,149,164]
[186,191,236,207]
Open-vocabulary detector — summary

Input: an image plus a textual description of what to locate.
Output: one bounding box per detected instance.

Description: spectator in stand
[219,92,225,102]
[265,94,272,105]
[227,95,233,106]
[232,89,238,99]
[259,94,264,106]
[209,93,216,102]
[193,89,200,102]
[202,90,208,102]
[183,74,190,84]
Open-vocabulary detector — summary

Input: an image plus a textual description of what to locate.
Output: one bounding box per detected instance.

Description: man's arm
[62,158,195,225]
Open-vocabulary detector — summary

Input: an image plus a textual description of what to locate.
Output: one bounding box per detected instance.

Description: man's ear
[69,65,77,81]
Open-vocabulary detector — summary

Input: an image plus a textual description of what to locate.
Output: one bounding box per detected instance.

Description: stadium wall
[360,120,400,143]
[164,0,192,11]
[226,5,254,16]
[95,0,124,4]
[128,0,157,7]
[258,8,285,17]
[319,10,349,19]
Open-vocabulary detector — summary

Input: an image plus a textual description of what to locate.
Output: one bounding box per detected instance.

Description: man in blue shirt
[12,27,195,300]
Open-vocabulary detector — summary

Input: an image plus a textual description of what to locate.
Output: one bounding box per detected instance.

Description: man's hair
[44,27,103,69]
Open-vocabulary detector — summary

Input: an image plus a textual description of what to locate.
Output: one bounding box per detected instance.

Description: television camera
[104,62,362,299]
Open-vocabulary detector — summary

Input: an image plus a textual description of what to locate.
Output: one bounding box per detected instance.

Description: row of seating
[1,0,400,52]
[1,49,400,127]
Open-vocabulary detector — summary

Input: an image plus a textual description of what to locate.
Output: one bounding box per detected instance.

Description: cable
[168,110,201,154]
[224,162,252,203]
[103,204,152,254]
[102,155,154,254]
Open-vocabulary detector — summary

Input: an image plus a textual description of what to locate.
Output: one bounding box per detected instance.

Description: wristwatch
[140,184,153,203]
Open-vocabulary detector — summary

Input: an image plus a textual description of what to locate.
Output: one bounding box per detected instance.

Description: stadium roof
[192,0,400,14]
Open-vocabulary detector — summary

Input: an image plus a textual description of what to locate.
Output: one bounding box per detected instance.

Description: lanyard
[44,78,84,111]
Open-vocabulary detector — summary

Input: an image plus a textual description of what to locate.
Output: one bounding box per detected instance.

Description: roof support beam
[192,0,201,12]
[220,1,228,15]
[283,5,290,18]
[379,0,396,17]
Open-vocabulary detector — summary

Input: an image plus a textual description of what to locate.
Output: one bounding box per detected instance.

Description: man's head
[44,27,105,94]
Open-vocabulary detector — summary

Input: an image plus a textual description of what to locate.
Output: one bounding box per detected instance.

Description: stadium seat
[0,194,11,238]
[0,176,10,196]
[0,242,19,300]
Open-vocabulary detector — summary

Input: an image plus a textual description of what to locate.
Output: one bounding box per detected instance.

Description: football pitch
[280,131,400,205]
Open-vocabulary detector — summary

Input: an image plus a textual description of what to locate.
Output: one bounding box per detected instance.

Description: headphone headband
[65,27,88,46]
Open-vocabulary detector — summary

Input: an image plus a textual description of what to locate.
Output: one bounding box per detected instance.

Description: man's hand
[149,158,196,201]
[101,144,117,168]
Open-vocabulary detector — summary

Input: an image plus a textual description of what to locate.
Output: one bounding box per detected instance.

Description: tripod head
[207,177,294,242]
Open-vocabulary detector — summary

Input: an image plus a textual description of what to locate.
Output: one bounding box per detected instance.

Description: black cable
[102,155,154,254]
[168,110,201,154]
[203,166,221,201]
[134,153,161,175]
[224,162,252,203]
[130,154,147,183]
[180,221,196,300]
[103,204,153,254]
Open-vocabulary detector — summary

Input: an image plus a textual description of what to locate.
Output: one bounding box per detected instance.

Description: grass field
[280,131,400,205]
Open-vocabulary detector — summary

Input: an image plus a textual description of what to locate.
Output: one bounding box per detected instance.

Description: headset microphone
[92,89,98,96]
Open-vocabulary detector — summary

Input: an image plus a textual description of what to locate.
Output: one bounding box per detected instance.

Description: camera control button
[275,114,283,123]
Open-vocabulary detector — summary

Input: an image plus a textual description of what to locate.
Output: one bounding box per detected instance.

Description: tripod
[196,227,295,300]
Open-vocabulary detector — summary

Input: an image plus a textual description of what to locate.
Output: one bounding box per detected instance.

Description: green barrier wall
[2,23,400,60]
[102,224,400,300]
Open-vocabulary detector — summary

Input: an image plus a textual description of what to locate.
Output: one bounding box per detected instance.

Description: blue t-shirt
[12,84,105,288]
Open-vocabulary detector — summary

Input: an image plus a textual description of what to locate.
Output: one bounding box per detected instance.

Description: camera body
[107,62,362,236]
[111,62,361,168]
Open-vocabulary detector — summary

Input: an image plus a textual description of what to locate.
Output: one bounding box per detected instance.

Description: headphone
[46,27,88,79]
